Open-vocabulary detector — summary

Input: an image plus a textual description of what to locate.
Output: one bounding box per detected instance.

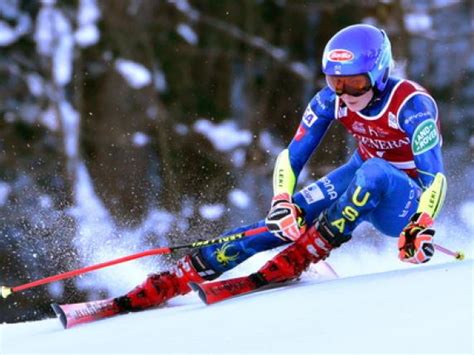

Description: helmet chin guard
[322,24,393,92]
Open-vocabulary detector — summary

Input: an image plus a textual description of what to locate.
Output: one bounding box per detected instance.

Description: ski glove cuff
[398,212,435,264]
[265,193,306,242]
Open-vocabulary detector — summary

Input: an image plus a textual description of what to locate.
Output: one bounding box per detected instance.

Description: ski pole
[0,225,269,299]
[434,243,465,260]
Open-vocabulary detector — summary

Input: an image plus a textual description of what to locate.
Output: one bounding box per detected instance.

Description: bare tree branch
[169,0,313,82]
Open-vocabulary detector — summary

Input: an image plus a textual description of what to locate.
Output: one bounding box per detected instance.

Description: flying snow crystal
[176,23,198,45]
[75,0,101,47]
[0,182,11,206]
[228,189,250,209]
[193,120,252,152]
[199,204,225,220]
[132,132,150,147]
[115,59,152,89]
[70,163,145,294]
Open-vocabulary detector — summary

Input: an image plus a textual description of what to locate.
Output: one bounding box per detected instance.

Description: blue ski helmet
[322,24,392,92]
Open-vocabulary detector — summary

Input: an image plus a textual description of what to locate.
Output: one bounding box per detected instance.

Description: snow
[0,13,30,46]
[67,163,153,295]
[174,123,189,135]
[230,148,246,167]
[153,69,167,92]
[177,23,198,45]
[199,203,225,220]
[115,59,152,89]
[0,1,20,19]
[193,119,253,152]
[75,0,100,48]
[460,201,474,230]
[0,20,17,46]
[34,3,74,85]
[26,73,44,97]
[38,195,53,209]
[59,101,80,158]
[131,132,150,147]
[228,188,251,209]
[39,106,59,131]
[258,130,283,156]
[77,0,100,25]
[404,12,432,33]
[1,259,472,354]
[0,182,11,206]
[74,24,99,47]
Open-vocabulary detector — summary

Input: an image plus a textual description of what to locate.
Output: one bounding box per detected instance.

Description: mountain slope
[1,260,472,354]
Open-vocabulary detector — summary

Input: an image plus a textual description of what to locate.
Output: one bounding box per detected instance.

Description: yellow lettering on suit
[330,186,371,233]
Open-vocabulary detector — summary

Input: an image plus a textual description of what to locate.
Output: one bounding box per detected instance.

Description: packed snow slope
[1,259,472,354]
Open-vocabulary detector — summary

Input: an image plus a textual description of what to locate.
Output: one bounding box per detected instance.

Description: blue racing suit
[198,77,445,274]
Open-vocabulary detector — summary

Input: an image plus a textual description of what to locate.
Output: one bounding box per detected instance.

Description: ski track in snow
[1,259,472,355]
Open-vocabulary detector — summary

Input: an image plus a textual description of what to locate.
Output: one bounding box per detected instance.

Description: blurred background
[0,0,472,323]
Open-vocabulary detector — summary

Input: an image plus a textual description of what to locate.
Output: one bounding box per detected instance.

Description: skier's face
[340,89,374,112]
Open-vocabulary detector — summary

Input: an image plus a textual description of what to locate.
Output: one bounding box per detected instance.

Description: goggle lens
[326,74,372,97]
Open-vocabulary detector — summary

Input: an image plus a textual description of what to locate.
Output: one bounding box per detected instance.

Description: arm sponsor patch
[302,105,318,127]
[412,119,439,155]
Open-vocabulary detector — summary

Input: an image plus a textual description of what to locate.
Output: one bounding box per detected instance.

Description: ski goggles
[326,74,372,97]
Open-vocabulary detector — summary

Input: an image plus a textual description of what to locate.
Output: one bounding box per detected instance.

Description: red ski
[190,261,340,305]
[51,298,122,329]
[189,273,281,305]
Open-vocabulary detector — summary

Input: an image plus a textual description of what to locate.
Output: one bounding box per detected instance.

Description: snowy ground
[1,257,472,355]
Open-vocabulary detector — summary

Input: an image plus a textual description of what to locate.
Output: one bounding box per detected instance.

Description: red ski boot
[189,215,351,305]
[255,212,352,286]
[114,253,219,312]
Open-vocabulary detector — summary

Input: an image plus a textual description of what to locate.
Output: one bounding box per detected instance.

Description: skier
[102,24,448,314]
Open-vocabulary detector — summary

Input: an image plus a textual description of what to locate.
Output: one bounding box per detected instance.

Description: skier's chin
[341,90,374,112]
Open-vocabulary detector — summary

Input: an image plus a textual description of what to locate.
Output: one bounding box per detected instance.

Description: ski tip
[188,282,209,305]
[51,303,68,329]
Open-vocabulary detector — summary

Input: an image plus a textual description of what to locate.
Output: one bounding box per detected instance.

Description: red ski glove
[398,212,435,264]
[265,193,305,242]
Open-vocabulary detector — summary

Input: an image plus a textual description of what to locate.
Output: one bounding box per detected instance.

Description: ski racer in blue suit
[110,24,447,313]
